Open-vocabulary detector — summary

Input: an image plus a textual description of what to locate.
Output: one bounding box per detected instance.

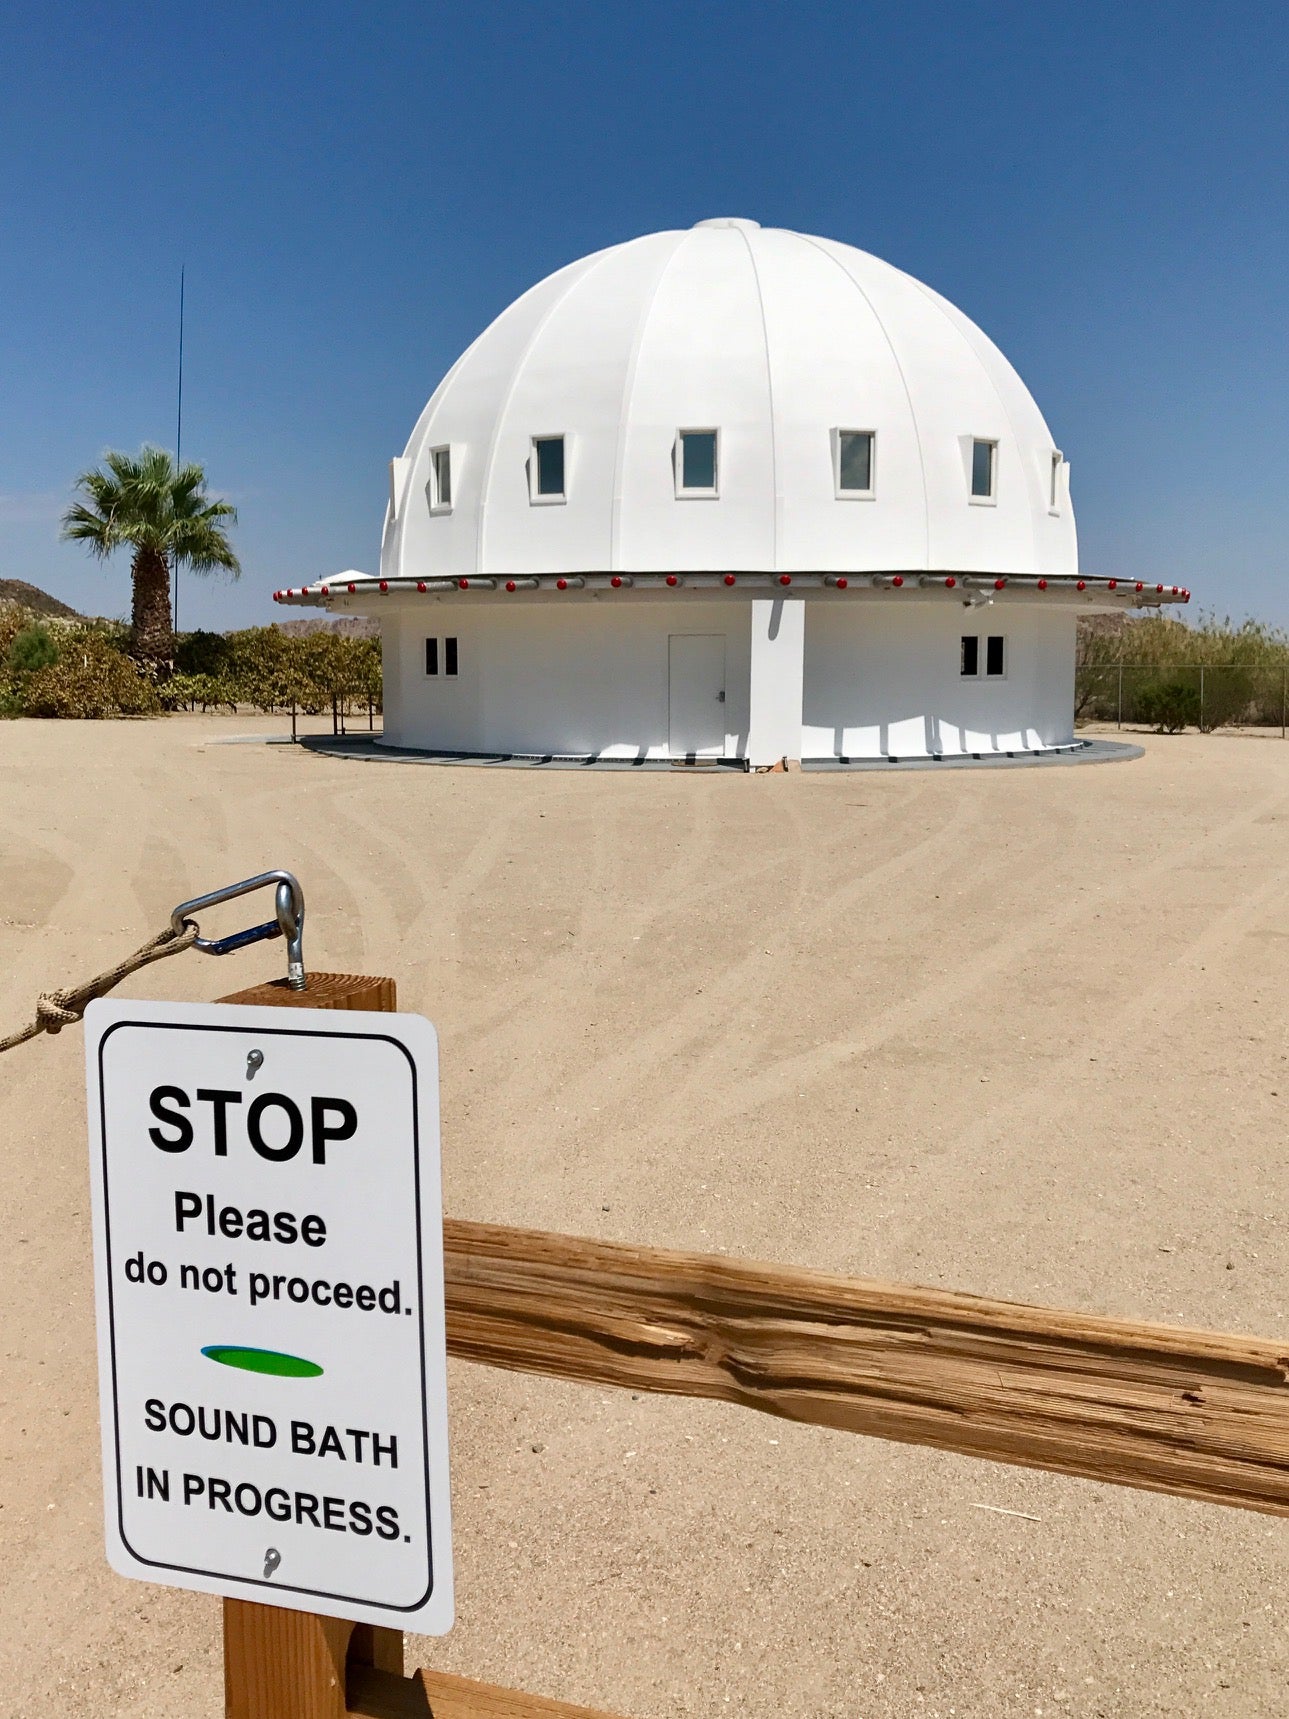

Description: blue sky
[2,1,1286,630]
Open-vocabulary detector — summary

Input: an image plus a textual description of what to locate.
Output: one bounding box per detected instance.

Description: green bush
[7,622,60,676]
[160,671,240,713]
[1135,679,1200,733]
[175,628,234,677]
[22,634,161,718]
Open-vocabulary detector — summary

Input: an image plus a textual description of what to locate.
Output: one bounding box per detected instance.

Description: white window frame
[427,445,453,515]
[424,635,460,680]
[969,438,998,505]
[960,633,1007,680]
[1048,449,1063,515]
[832,428,877,499]
[529,435,567,505]
[674,428,720,499]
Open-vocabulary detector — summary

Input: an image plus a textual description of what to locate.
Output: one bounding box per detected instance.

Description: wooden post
[217,971,401,1719]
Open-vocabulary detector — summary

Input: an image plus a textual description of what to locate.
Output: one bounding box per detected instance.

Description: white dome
[382,221,1076,581]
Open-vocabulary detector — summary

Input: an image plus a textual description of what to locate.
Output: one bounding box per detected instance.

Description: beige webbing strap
[0,921,200,1054]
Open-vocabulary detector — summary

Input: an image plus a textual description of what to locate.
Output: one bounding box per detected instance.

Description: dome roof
[383,221,1076,580]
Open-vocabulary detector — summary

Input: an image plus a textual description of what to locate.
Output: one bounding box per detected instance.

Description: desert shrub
[1135,679,1200,733]
[22,634,161,718]
[1077,611,1289,728]
[7,622,60,676]
[160,672,240,713]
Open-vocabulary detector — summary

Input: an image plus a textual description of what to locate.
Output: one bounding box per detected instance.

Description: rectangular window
[425,637,459,678]
[971,439,996,499]
[836,430,875,495]
[1049,451,1061,511]
[985,635,1005,677]
[430,446,452,511]
[532,436,565,500]
[960,635,979,677]
[677,429,718,495]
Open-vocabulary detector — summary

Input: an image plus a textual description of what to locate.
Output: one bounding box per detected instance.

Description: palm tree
[61,445,240,664]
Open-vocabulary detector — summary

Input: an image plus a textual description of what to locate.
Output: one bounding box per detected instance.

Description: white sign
[84,999,453,1632]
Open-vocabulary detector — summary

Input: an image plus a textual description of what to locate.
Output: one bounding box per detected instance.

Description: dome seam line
[901,272,1041,571]
[734,223,779,572]
[610,231,690,570]
[794,233,932,568]
[474,247,620,577]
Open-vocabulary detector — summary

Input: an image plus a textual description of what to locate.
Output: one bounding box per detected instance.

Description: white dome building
[276,219,1188,765]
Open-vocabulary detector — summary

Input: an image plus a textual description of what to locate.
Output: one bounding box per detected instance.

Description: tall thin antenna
[173,264,185,638]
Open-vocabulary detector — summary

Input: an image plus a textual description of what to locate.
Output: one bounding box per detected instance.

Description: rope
[0,920,200,1054]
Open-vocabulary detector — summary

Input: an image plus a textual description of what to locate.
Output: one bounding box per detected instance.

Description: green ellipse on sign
[201,1344,323,1379]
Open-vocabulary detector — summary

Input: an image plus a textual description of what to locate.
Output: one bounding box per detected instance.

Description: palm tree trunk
[131,546,173,664]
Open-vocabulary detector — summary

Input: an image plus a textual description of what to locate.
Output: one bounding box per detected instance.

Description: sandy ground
[2,714,1289,1719]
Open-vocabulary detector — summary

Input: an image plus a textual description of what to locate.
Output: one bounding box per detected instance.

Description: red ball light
[892,575,904,588]
[506,580,517,592]
[1076,579,1086,591]
[610,576,622,588]
[417,581,426,593]
[724,574,736,586]
[666,574,678,586]
[557,577,568,590]
[347,583,355,594]
[379,580,389,592]
[458,578,470,589]
[1135,581,1144,591]
[945,576,956,588]
[1108,579,1118,590]
[994,578,1006,590]
[779,574,792,586]
[1171,585,1179,595]
[1156,583,1165,593]
[1037,578,1048,590]
[836,577,848,589]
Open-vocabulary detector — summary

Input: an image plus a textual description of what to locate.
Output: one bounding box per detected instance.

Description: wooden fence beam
[442,1219,1289,1516]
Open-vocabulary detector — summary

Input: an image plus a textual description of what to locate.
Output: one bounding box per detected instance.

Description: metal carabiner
[170,870,306,990]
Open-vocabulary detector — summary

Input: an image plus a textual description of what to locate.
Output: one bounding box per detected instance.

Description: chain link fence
[1076,665,1289,735]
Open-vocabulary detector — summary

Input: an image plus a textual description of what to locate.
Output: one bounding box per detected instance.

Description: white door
[668,634,726,756]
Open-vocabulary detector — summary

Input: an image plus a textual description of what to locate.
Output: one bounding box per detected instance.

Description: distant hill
[276,615,379,639]
[0,579,81,618]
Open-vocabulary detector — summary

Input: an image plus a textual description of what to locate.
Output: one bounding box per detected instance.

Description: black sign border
[97,1017,437,1613]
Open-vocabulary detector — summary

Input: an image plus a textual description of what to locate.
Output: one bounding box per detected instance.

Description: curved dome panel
[384,222,1076,580]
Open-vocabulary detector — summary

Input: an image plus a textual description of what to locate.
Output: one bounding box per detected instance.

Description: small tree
[61,446,240,666]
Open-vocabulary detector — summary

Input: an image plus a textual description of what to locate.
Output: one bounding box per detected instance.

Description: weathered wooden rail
[442,1217,1289,1517]
[222,975,1289,1719]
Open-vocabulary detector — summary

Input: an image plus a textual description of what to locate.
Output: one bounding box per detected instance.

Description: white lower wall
[374,596,1077,762]
[801,602,1077,757]
[381,598,752,759]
